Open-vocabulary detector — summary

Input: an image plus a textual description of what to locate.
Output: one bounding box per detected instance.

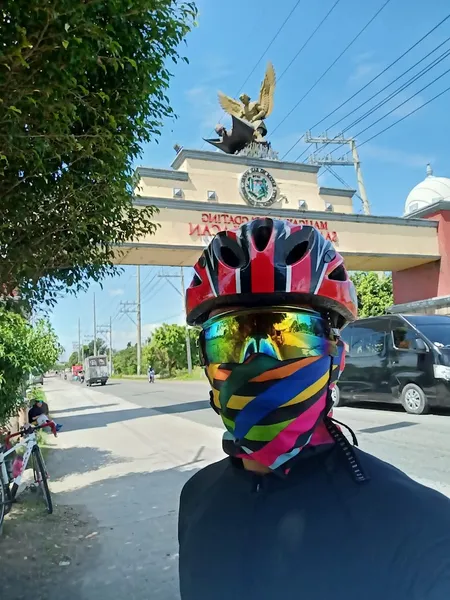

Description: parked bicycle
[0,423,52,529]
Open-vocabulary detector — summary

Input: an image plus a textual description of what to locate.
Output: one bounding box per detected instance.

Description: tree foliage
[113,342,137,375]
[143,324,199,376]
[351,272,393,318]
[67,337,107,367]
[0,308,61,424]
[0,0,197,307]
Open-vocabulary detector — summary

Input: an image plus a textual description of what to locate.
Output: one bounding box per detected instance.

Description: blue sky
[51,0,450,357]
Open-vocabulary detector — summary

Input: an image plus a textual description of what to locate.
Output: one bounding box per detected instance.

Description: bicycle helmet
[186,218,357,329]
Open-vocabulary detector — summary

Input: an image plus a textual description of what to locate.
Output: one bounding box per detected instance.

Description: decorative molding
[405,199,450,219]
[388,295,450,313]
[171,148,320,174]
[133,196,438,228]
[135,166,189,182]
[319,186,355,198]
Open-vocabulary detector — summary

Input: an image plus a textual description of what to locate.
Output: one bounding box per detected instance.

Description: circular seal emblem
[239,167,278,207]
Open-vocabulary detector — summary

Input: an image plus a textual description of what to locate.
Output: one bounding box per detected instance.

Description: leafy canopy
[351,272,393,317]
[0,0,197,307]
[0,308,61,424]
[113,342,138,376]
[143,323,199,376]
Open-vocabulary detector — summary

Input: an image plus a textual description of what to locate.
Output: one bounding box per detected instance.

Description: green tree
[113,342,137,375]
[351,272,393,317]
[85,339,107,358]
[0,0,197,308]
[0,309,61,424]
[68,351,79,368]
[143,324,199,376]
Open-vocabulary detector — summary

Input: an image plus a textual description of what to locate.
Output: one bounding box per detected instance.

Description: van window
[348,326,385,357]
[88,357,107,367]
[392,326,423,351]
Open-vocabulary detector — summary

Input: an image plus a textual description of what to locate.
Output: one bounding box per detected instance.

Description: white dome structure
[404,164,450,215]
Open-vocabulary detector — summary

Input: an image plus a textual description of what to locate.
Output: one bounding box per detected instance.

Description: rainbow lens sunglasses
[199,307,339,366]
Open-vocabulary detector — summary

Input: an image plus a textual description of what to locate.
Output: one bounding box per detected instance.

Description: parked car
[336,314,450,415]
[29,372,44,386]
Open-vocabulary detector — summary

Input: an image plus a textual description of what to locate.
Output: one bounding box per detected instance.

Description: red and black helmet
[186,218,357,328]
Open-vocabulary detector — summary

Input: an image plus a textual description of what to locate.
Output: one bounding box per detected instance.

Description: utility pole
[93,292,98,355]
[349,139,370,216]
[136,265,142,376]
[180,267,192,375]
[119,300,140,375]
[97,321,113,375]
[304,131,371,215]
[158,269,192,375]
[78,318,82,363]
[109,316,113,375]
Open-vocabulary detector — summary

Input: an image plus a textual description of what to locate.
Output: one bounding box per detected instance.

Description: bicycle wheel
[32,446,53,514]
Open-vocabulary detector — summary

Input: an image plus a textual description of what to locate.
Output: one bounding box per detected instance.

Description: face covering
[206,341,345,472]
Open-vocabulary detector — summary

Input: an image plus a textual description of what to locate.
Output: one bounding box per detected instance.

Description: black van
[336,314,450,415]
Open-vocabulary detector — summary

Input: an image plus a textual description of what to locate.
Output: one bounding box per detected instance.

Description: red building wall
[392,209,450,304]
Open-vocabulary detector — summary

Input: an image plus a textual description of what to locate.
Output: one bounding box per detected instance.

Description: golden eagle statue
[217,62,276,142]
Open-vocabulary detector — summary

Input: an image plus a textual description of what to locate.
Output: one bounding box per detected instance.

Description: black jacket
[179,446,450,600]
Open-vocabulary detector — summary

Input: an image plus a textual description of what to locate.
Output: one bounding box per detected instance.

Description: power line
[201,0,303,147]
[331,40,450,136]
[275,0,342,86]
[276,0,392,150]
[293,13,450,162]
[355,82,450,149]
[301,38,450,160]
[142,278,167,305]
[235,0,303,93]
[350,65,450,141]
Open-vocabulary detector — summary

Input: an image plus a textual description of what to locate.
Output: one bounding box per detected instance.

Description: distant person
[28,398,62,437]
[178,219,450,600]
[148,365,155,383]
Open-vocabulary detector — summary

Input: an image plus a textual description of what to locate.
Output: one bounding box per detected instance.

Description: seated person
[28,398,62,436]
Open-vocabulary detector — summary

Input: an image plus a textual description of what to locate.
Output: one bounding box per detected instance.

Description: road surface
[92,377,450,494]
[40,376,450,599]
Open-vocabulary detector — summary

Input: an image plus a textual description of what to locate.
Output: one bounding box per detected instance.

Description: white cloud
[353,52,375,64]
[391,93,425,118]
[362,143,433,168]
[348,62,379,83]
[185,85,224,133]
[109,288,124,297]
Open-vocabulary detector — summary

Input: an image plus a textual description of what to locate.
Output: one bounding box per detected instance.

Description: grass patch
[110,374,147,380]
[110,368,206,382]
[162,366,205,381]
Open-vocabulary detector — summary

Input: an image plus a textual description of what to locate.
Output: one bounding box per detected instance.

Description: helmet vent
[253,222,273,252]
[191,273,202,287]
[220,246,241,268]
[286,240,309,266]
[328,264,347,281]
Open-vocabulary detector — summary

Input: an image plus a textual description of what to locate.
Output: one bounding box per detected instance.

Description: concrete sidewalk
[45,378,224,600]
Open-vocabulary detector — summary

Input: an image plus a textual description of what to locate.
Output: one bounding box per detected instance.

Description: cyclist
[178,218,450,600]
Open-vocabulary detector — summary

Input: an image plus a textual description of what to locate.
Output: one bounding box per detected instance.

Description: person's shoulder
[355,447,450,514]
[180,458,231,505]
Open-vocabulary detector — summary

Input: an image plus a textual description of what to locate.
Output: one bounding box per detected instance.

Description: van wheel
[331,385,343,407]
[401,384,429,415]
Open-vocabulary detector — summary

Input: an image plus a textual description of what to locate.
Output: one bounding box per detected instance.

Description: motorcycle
[148,372,155,384]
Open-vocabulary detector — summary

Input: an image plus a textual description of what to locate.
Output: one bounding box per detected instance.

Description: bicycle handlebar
[5,423,48,442]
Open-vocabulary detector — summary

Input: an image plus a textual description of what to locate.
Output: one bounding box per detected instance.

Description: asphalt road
[89,377,450,497]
